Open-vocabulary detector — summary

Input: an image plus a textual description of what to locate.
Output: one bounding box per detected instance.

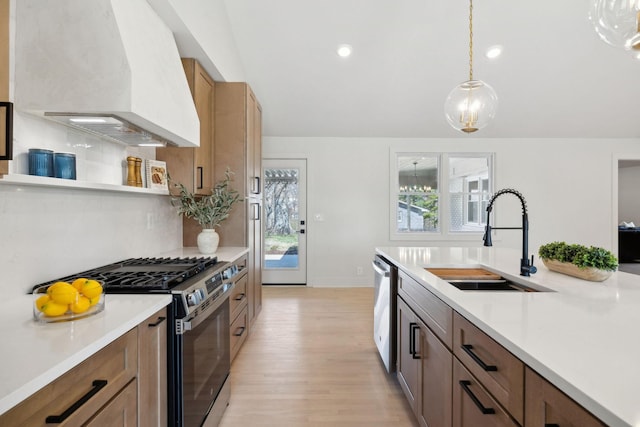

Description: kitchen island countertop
[0,246,248,417]
[376,246,640,427]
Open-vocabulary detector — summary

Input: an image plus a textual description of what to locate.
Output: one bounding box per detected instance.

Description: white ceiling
[222,0,640,139]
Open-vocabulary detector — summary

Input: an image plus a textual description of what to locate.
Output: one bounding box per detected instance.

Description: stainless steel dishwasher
[372,254,397,373]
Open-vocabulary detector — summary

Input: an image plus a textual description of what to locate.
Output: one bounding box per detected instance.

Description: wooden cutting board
[426,268,502,281]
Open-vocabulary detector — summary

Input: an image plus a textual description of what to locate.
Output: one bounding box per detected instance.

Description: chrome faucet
[482,188,537,276]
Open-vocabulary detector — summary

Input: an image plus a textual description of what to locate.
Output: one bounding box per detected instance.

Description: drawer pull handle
[462,344,497,371]
[545,425,560,427]
[459,380,495,415]
[234,326,246,337]
[410,323,421,359]
[46,379,108,423]
[235,293,246,301]
[148,316,166,327]
[197,167,203,189]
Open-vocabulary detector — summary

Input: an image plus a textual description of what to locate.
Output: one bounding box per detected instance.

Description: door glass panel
[264,168,300,269]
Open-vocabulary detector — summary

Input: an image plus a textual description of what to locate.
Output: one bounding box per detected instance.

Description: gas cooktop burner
[36,256,221,293]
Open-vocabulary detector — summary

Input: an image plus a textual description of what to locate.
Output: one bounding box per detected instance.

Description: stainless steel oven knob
[186,291,201,306]
[223,265,238,279]
[197,288,206,300]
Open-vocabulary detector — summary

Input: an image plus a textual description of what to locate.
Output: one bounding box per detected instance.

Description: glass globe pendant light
[589,0,640,51]
[444,0,498,133]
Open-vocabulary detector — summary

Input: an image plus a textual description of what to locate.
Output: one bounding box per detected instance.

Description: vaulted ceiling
[223,0,640,139]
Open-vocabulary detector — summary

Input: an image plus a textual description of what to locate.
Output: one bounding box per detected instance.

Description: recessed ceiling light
[337,44,353,58]
[485,45,503,59]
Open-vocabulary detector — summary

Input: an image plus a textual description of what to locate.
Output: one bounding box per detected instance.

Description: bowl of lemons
[33,278,105,323]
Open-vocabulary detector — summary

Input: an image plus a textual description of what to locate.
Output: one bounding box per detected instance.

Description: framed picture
[145,159,168,190]
[0,102,13,160]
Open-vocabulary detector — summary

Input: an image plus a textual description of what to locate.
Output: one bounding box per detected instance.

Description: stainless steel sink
[446,279,549,292]
[425,267,553,292]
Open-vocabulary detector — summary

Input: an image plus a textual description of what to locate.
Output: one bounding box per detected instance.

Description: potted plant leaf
[170,168,241,254]
[538,241,618,281]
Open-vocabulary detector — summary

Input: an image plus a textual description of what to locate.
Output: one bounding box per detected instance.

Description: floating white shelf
[0,173,170,195]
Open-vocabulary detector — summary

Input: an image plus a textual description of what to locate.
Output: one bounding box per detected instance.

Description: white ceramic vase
[197,229,219,254]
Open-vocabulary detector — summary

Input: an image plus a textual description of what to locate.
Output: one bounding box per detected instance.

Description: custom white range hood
[15,0,200,147]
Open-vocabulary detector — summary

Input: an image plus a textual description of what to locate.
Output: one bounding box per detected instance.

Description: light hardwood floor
[219,286,418,427]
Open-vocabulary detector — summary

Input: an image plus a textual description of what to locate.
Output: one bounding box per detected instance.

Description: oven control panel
[186,288,207,306]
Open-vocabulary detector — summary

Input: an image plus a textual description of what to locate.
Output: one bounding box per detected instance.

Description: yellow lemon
[41,301,68,317]
[49,283,79,305]
[71,278,89,291]
[35,295,50,312]
[46,281,71,296]
[87,295,101,306]
[81,280,103,299]
[70,296,91,314]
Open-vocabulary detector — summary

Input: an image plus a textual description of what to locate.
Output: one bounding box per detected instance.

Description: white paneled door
[262,159,307,284]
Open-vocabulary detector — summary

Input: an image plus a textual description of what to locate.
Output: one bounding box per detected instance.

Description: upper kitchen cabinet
[157,58,214,196]
[214,82,263,326]
[214,83,262,200]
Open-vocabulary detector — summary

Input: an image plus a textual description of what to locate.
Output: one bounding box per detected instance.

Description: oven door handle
[176,283,235,334]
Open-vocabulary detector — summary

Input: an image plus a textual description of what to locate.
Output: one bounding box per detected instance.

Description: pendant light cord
[468,0,474,81]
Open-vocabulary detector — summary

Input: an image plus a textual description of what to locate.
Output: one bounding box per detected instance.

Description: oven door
[169,290,231,427]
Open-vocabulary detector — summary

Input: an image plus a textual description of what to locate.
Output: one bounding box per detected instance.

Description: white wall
[619,165,640,225]
[264,137,640,287]
[1,0,184,299]
[0,112,183,299]
[148,0,245,82]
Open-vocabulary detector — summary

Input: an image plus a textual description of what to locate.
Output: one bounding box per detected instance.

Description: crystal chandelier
[589,0,640,51]
[444,0,498,133]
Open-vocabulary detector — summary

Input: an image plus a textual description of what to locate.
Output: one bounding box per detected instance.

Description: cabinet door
[0,330,137,426]
[453,312,523,424]
[525,368,606,427]
[249,199,262,324]
[191,60,214,194]
[453,360,518,427]
[86,379,137,426]
[157,58,214,196]
[397,296,421,414]
[138,308,168,427]
[418,317,452,427]
[230,305,249,363]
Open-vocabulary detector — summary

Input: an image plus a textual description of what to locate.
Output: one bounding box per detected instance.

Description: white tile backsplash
[2,112,183,297]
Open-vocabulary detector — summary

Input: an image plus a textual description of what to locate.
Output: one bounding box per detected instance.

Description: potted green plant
[538,241,618,281]
[170,168,241,254]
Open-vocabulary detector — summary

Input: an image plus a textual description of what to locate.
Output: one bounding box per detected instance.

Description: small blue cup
[54,152,76,180]
[28,149,54,177]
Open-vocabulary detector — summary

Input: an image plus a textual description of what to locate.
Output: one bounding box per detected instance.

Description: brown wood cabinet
[453,359,518,427]
[85,379,138,426]
[0,308,169,427]
[230,254,249,362]
[137,307,168,426]
[394,267,610,427]
[214,82,263,328]
[0,329,138,426]
[525,368,606,427]
[398,276,453,427]
[453,312,524,425]
[157,58,215,246]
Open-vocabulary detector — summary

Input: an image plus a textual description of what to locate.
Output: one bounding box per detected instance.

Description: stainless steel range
[37,256,241,427]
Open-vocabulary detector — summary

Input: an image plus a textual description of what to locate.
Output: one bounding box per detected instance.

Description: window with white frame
[391,153,493,240]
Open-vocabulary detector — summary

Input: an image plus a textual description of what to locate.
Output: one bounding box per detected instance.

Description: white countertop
[376,246,640,427]
[0,246,248,417]
[0,294,171,416]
